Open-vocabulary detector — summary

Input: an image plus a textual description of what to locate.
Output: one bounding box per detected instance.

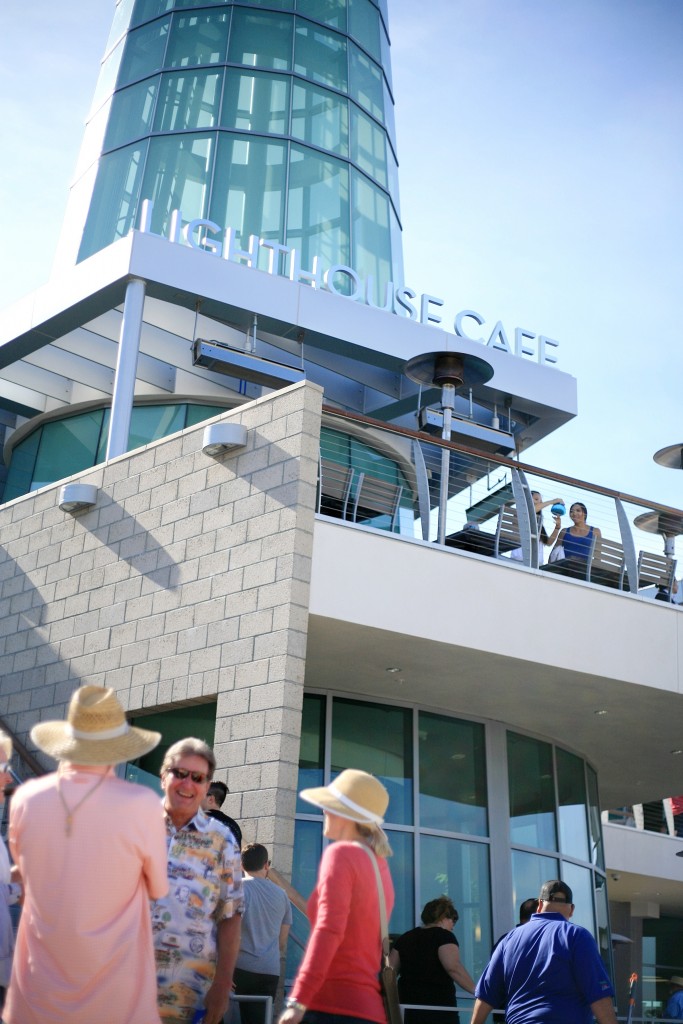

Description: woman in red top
[279,769,395,1024]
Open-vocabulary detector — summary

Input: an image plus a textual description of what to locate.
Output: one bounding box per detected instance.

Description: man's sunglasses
[167,766,210,785]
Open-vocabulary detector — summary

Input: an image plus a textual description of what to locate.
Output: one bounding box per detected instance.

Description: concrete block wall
[0,380,323,875]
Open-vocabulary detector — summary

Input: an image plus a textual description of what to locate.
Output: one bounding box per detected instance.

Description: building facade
[1,1,683,1019]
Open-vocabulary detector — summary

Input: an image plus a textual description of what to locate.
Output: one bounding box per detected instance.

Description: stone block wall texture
[0,380,323,875]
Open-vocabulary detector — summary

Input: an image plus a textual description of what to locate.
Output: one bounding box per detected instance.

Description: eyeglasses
[167,766,210,785]
[548,896,568,903]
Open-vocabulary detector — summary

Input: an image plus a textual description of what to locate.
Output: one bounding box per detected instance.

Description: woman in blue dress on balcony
[551,501,602,562]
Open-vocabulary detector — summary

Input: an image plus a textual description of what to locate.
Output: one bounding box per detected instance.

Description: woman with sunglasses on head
[390,896,476,1024]
[279,769,394,1024]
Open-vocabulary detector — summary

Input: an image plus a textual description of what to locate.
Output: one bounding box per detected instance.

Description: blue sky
[1,0,681,513]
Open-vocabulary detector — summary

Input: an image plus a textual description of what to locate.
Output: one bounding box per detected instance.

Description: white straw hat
[299,768,389,826]
[31,686,161,766]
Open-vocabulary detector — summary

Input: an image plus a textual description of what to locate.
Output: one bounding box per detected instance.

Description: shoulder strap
[354,841,390,953]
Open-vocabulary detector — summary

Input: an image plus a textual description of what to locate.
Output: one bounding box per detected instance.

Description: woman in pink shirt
[5,685,169,1024]
[279,769,394,1024]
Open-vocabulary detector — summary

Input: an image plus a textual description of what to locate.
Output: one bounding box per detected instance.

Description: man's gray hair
[161,737,216,779]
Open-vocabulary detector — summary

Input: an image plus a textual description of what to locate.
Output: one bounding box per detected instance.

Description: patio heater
[634,443,683,558]
[404,351,494,545]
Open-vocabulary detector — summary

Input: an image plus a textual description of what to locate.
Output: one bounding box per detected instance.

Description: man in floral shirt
[153,738,244,1024]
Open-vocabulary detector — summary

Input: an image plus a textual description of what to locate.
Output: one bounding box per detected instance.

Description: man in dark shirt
[472,880,617,1024]
[202,779,243,848]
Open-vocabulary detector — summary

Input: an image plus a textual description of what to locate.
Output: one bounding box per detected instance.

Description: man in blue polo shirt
[471,880,617,1024]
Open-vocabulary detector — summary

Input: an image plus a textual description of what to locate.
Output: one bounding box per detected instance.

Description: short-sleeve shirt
[475,912,614,1024]
[393,926,460,1008]
[236,876,292,976]
[153,807,244,1022]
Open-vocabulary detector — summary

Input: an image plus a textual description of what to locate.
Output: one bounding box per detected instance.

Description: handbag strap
[355,841,391,955]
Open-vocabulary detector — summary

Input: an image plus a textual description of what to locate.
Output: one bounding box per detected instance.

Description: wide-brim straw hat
[299,768,389,826]
[31,685,161,766]
[671,977,683,988]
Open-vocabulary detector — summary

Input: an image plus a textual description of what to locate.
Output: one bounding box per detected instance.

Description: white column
[106,277,146,461]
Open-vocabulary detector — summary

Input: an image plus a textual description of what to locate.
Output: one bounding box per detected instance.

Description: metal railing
[319,406,683,599]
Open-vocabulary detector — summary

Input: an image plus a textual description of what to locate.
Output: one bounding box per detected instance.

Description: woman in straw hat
[4,685,169,1024]
[0,731,20,1012]
[279,768,394,1024]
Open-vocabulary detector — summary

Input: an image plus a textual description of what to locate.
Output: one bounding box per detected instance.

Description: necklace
[56,769,109,837]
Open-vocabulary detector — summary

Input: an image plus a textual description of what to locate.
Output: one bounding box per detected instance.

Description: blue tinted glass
[32,413,104,490]
[128,405,186,449]
[292,81,349,156]
[420,834,492,979]
[2,430,41,502]
[166,10,228,67]
[563,862,595,938]
[228,9,293,71]
[511,849,558,920]
[508,732,557,851]
[296,693,325,814]
[78,141,149,261]
[386,829,414,936]
[105,78,159,149]
[349,42,383,120]
[587,765,604,868]
[184,404,228,427]
[296,0,346,31]
[557,748,589,861]
[331,697,413,825]
[118,18,170,87]
[287,143,350,271]
[210,134,287,254]
[141,132,216,234]
[294,22,347,91]
[419,712,488,837]
[222,69,290,134]
[154,70,222,131]
[348,0,380,61]
[350,105,386,186]
[286,819,322,980]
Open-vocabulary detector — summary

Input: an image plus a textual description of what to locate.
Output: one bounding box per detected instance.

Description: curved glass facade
[290,692,610,984]
[77,0,402,299]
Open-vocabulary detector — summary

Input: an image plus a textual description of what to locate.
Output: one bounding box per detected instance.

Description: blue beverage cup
[550,503,566,516]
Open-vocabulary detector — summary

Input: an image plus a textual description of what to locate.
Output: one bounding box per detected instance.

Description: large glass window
[419,712,488,836]
[349,42,383,121]
[350,106,386,186]
[166,10,229,67]
[508,732,557,851]
[210,134,287,255]
[79,141,149,261]
[562,862,595,936]
[292,81,349,156]
[348,0,381,62]
[386,829,414,937]
[294,22,348,92]
[557,747,589,861]
[296,0,347,31]
[105,79,159,149]
[117,18,170,87]
[287,145,350,273]
[331,698,413,824]
[141,132,215,235]
[227,9,293,71]
[32,413,106,491]
[511,849,558,915]
[587,765,604,868]
[296,693,325,812]
[420,835,491,978]
[154,70,223,132]
[222,69,290,135]
[352,171,392,306]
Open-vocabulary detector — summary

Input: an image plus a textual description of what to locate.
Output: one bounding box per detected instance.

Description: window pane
[105,79,159,149]
[587,765,605,868]
[287,819,322,980]
[386,829,414,937]
[166,11,228,68]
[32,413,104,490]
[118,18,170,87]
[292,81,349,156]
[348,0,380,61]
[418,712,488,837]
[331,697,413,825]
[557,748,589,861]
[296,0,347,31]
[2,430,42,502]
[184,404,227,427]
[296,693,325,814]
[78,141,149,261]
[352,171,391,304]
[594,875,611,971]
[128,405,186,449]
[154,70,222,131]
[563,862,595,938]
[507,732,557,851]
[222,69,290,135]
[349,42,383,120]
[141,132,215,235]
[287,144,350,273]
[420,835,491,979]
[228,9,293,71]
[210,134,287,259]
[350,105,386,185]
[511,849,558,920]
[294,22,347,91]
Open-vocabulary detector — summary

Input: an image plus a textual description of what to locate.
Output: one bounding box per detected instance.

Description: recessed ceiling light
[386,667,402,674]
[594,709,608,716]
[671,749,683,756]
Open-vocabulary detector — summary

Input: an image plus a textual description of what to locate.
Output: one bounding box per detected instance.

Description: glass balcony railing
[317,406,683,604]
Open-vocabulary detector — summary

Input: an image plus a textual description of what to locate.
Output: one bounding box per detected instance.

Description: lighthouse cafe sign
[139,201,559,366]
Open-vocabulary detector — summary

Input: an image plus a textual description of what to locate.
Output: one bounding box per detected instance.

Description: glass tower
[65,0,402,298]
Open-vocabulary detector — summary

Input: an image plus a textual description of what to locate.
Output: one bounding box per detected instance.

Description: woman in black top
[390,896,476,1023]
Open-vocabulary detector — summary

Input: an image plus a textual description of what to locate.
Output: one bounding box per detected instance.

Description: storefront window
[508,732,557,851]
[418,712,488,836]
[557,747,590,861]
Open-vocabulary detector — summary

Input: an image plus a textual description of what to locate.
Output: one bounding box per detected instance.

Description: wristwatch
[285,998,307,1013]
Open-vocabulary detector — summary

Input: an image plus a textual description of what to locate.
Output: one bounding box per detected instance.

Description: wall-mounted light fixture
[58,483,98,513]
[202,423,248,457]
